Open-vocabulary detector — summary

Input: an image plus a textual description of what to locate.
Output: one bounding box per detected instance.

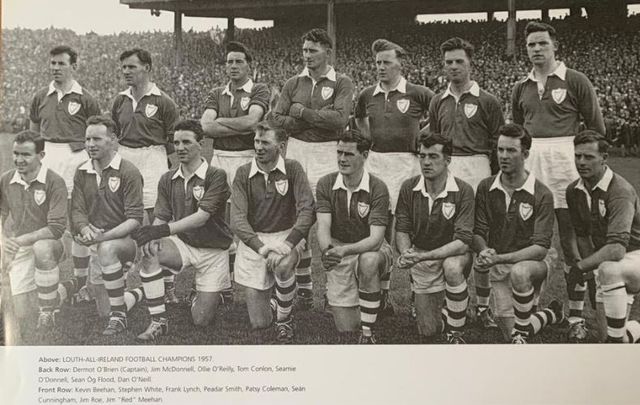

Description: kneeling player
[316,128,392,344]
[565,131,640,343]
[395,134,474,343]
[230,121,315,343]
[71,116,144,335]
[132,120,233,341]
[473,124,563,343]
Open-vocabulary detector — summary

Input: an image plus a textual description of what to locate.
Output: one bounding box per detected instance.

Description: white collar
[10,165,48,187]
[373,76,408,96]
[442,81,480,99]
[575,166,614,194]
[332,170,370,193]
[172,159,208,180]
[223,79,254,96]
[489,171,536,196]
[119,83,162,99]
[525,61,567,82]
[299,66,337,82]
[249,155,286,178]
[79,153,122,173]
[412,173,459,198]
[47,80,83,96]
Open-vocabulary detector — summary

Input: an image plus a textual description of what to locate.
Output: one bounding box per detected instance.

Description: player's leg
[190,247,230,327]
[86,251,110,318]
[379,216,395,318]
[71,241,91,302]
[442,253,472,343]
[355,251,385,343]
[32,239,64,329]
[326,254,361,333]
[473,264,497,328]
[273,249,299,343]
[410,259,446,340]
[245,288,273,329]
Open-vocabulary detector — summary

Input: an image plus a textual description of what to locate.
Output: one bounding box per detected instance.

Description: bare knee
[510,263,531,291]
[598,261,622,285]
[358,252,381,282]
[32,240,60,268]
[443,259,466,286]
[97,241,120,265]
[192,309,216,327]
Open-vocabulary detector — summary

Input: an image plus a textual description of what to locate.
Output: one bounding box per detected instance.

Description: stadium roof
[121,0,639,19]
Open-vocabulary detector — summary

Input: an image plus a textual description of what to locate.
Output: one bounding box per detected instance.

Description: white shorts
[326,240,393,307]
[286,137,337,198]
[411,259,446,295]
[6,247,37,296]
[525,136,578,209]
[365,151,420,212]
[211,149,254,187]
[118,144,168,209]
[42,142,89,197]
[449,155,491,192]
[166,235,231,293]
[595,249,640,304]
[234,229,305,290]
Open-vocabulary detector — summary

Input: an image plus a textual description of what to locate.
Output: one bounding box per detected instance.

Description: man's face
[85,124,115,161]
[120,54,149,87]
[337,141,366,177]
[443,49,471,85]
[497,135,528,175]
[575,142,607,182]
[526,31,557,67]
[254,130,281,165]
[375,50,402,85]
[13,142,43,175]
[302,40,330,70]
[174,130,202,165]
[50,53,75,84]
[226,51,250,83]
[418,143,449,180]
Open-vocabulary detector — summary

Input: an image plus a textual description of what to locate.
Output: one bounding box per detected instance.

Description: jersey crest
[551,88,567,104]
[442,202,455,219]
[67,101,81,116]
[275,179,289,196]
[108,177,121,192]
[598,199,607,217]
[34,189,46,206]
[519,202,533,221]
[357,201,370,218]
[192,185,204,201]
[145,104,158,118]
[321,86,334,100]
[240,96,250,111]
[396,99,410,114]
[464,103,477,119]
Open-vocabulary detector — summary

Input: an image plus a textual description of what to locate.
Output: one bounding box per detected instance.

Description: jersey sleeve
[153,173,173,223]
[285,161,316,246]
[368,179,390,227]
[453,181,475,246]
[199,168,230,216]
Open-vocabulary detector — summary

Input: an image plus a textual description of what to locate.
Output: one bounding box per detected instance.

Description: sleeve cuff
[247,237,265,254]
[285,229,304,247]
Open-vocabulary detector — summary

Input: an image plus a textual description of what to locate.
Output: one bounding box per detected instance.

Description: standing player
[201,41,270,304]
[71,116,144,335]
[473,124,564,343]
[511,22,605,341]
[230,121,315,343]
[316,129,392,344]
[132,120,232,341]
[29,45,101,304]
[565,131,640,343]
[395,134,475,343]
[270,28,354,309]
[354,39,434,315]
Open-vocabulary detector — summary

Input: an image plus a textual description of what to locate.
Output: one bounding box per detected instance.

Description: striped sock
[475,266,491,310]
[567,281,586,323]
[409,274,415,304]
[359,290,380,336]
[380,269,391,296]
[512,287,534,337]
[162,269,175,291]
[141,268,165,317]
[275,275,296,322]
[35,266,60,309]
[602,282,628,342]
[102,262,126,313]
[295,246,313,297]
[530,308,557,335]
[445,281,469,332]
[625,320,640,343]
[57,279,78,305]
[124,287,145,311]
[229,243,236,281]
[72,242,90,289]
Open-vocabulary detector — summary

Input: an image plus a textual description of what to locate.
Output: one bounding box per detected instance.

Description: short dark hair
[86,115,119,138]
[339,127,371,154]
[119,48,152,69]
[419,133,452,157]
[440,37,474,60]
[371,39,408,61]
[498,123,532,151]
[174,119,204,142]
[574,130,610,154]
[256,121,288,143]
[50,45,77,65]
[226,41,252,64]
[301,28,333,49]
[525,21,557,42]
[14,130,45,153]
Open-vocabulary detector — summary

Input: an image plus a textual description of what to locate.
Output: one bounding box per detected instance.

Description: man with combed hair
[29,45,101,305]
[0,131,69,332]
[395,133,475,344]
[316,129,392,344]
[473,123,564,344]
[132,120,232,342]
[71,115,145,336]
[271,28,354,310]
[230,121,315,343]
[565,131,640,343]
[511,21,605,342]
[355,38,434,317]
[201,41,270,306]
